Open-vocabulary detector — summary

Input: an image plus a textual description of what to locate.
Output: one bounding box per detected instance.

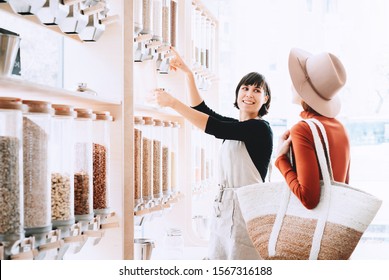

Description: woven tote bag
[235,119,382,260]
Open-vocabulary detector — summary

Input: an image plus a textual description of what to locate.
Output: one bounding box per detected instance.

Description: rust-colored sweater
[275,111,350,209]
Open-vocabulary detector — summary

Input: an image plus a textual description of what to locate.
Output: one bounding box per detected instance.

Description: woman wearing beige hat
[276,48,351,209]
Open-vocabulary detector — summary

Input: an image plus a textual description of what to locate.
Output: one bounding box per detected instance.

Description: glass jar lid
[134,116,145,125]
[52,104,76,117]
[154,119,163,126]
[0,97,24,110]
[94,110,113,121]
[22,100,53,114]
[74,108,96,119]
[142,116,154,125]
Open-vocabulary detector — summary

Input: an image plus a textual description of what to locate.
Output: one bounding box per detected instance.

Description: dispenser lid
[142,116,154,125]
[94,110,113,121]
[74,108,96,119]
[22,100,53,114]
[0,97,24,110]
[52,104,76,117]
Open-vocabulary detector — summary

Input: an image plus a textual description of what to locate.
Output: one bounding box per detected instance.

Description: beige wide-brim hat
[288,48,347,118]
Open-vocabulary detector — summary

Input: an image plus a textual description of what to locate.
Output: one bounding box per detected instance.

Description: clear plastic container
[0,97,24,243]
[22,100,52,237]
[162,120,172,198]
[162,0,170,45]
[50,104,76,236]
[152,0,162,41]
[73,108,95,224]
[170,0,177,47]
[134,116,144,207]
[152,119,163,201]
[134,0,143,33]
[92,110,113,216]
[142,0,153,35]
[171,121,180,194]
[142,116,154,204]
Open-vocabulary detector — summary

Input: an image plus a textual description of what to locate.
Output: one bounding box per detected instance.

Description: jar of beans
[92,111,113,216]
[50,104,76,237]
[0,97,24,243]
[22,100,52,238]
[73,108,95,226]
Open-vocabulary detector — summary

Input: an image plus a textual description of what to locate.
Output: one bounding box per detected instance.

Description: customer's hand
[154,88,176,108]
[169,47,191,74]
[276,130,292,158]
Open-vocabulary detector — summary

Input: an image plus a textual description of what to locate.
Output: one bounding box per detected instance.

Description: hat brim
[288,48,341,118]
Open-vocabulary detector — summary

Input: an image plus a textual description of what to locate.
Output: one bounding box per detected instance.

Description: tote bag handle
[268,119,334,259]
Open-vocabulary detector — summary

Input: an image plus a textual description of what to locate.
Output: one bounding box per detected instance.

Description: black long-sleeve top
[192,101,273,181]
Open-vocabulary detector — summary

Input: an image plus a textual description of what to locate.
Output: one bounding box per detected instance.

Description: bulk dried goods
[23,117,50,229]
[0,136,22,238]
[93,143,108,209]
[51,173,72,221]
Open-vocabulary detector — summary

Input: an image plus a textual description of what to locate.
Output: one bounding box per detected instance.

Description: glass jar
[171,121,180,194]
[170,0,177,47]
[50,104,76,237]
[162,0,170,45]
[152,0,162,42]
[152,119,163,201]
[73,108,95,225]
[0,97,24,243]
[162,120,172,199]
[22,100,52,238]
[164,228,184,259]
[134,0,143,34]
[134,116,144,207]
[92,110,113,216]
[142,116,154,205]
[142,0,153,35]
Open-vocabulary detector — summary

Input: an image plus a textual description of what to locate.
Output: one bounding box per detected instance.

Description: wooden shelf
[134,192,184,216]
[0,76,121,106]
[0,212,119,260]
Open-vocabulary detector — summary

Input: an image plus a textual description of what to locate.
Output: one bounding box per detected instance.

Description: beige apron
[207,139,262,260]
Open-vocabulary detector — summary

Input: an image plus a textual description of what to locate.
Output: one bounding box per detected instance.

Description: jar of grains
[142,0,153,35]
[171,121,180,194]
[50,104,76,237]
[134,116,144,207]
[134,0,143,34]
[162,0,170,45]
[162,120,172,199]
[152,119,163,201]
[0,97,24,243]
[73,108,95,225]
[92,111,113,216]
[22,100,52,238]
[152,0,162,42]
[141,116,154,205]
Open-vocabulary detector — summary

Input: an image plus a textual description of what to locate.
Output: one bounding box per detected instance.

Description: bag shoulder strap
[303,119,333,259]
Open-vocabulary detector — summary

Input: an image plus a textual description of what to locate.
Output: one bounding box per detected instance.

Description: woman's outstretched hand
[169,47,191,74]
[154,88,176,108]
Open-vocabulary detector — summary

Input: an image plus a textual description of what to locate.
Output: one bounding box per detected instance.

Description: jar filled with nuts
[73,108,95,226]
[50,104,76,237]
[0,97,25,243]
[134,116,144,208]
[162,120,172,199]
[171,121,180,195]
[92,111,113,216]
[141,116,154,206]
[22,100,52,238]
[152,119,163,202]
